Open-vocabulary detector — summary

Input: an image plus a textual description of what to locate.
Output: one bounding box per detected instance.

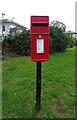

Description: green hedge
[2,27,76,56]
[50,26,68,53]
[2,30,30,56]
[67,36,76,48]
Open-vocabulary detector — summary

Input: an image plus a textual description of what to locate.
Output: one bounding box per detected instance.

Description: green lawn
[2,47,75,118]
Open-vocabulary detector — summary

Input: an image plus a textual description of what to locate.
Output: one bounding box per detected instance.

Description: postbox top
[31,16,49,23]
[30,16,49,34]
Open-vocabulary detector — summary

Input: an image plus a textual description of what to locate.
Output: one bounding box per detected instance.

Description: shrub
[2,30,30,56]
[3,26,75,56]
[67,37,76,48]
[75,38,77,46]
[50,26,68,53]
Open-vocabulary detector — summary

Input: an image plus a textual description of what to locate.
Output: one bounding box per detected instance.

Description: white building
[64,30,77,39]
[0,14,27,41]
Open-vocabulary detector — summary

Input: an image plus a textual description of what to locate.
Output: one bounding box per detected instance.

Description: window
[2,25,5,32]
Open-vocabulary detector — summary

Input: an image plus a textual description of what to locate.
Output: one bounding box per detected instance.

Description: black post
[36,61,41,111]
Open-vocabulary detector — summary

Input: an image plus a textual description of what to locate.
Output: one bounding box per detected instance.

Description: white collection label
[36,39,44,53]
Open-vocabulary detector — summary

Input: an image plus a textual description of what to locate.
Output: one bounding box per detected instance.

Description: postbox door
[31,34,49,61]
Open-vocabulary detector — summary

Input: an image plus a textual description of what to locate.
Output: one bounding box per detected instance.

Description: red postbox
[30,16,49,61]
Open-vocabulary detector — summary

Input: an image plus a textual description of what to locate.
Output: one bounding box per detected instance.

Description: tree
[50,26,68,53]
[50,20,66,32]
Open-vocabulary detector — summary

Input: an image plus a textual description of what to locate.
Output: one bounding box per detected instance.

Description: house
[0,16,27,41]
[64,30,77,39]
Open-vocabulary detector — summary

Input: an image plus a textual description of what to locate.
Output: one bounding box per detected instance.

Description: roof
[64,31,77,34]
[0,19,28,30]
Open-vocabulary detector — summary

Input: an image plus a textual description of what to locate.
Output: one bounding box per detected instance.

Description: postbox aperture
[30,16,49,61]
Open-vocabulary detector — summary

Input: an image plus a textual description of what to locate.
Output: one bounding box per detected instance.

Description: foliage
[75,38,77,46]
[2,30,30,56]
[67,36,76,48]
[50,20,66,32]
[50,26,68,53]
[2,24,76,56]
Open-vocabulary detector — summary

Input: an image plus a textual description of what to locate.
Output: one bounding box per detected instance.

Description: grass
[0,41,2,119]
[2,47,75,118]
[0,60,2,119]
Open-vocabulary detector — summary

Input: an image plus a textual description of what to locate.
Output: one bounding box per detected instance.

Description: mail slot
[30,16,49,61]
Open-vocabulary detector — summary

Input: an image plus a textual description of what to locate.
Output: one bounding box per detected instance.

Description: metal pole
[36,61,41,111]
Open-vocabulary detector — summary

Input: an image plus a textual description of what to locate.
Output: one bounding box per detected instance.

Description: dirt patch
[51,97,66,117]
